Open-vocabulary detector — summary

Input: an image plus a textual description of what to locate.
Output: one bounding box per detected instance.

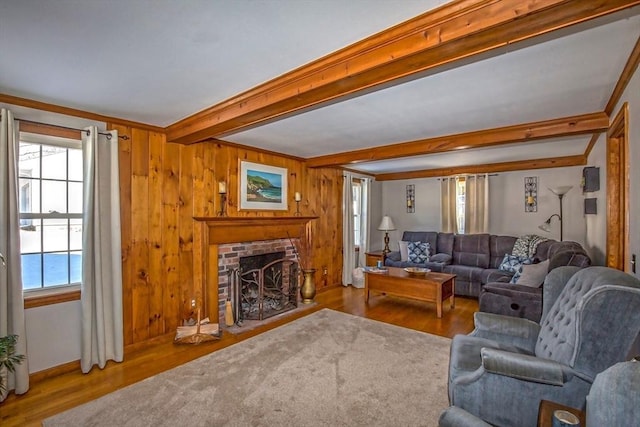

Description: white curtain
[465,174,489,234]
[81,126,123,373]
[440,177,459,233]
[342,172,355,286]
[0,108,29,400]
[358,177,372,268]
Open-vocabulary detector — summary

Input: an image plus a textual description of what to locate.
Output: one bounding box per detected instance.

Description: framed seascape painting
[239,161,288,210]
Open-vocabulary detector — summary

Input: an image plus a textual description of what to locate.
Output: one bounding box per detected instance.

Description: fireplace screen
[238,253,299,321]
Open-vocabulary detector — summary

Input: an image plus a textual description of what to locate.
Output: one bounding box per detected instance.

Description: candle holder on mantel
[294,192,302,216]
[217,181,227,217]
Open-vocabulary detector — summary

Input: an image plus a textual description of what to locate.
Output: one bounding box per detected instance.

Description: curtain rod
[437,174,498,180]
[0,116,129,140]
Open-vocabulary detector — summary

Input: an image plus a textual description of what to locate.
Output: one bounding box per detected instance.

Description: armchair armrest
[438,406,492,427]
[386,251,401,262]
[471,312,540,352]
[481,348,573,386]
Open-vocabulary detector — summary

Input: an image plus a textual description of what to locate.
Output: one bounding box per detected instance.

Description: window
[352,179,362,245]
[18,133,83,291]
[456,178,466,234]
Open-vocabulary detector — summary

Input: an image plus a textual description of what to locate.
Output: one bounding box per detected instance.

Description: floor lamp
[539,185,572,241]
[378,215,396,254]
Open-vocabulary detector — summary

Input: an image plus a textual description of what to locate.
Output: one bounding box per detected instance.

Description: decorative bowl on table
[404,267,431,276]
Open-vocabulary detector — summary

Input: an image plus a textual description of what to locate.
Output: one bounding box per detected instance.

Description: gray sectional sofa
[384,231,590,298]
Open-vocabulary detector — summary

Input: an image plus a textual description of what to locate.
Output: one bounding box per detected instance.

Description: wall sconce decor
[538,185,573,241]
[217,180,227,217]
[294,191,302,216]
[524,176,537,212]
[377,215,396,254]
[406,184,415,213]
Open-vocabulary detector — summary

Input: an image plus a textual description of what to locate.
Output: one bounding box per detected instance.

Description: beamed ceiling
[1,0,640,179]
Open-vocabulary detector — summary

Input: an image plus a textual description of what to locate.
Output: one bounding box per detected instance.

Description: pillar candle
[219,181,227,194]
[295,192,301,201]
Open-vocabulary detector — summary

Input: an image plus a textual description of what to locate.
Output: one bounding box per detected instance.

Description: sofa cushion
[408,242,430,263]
[437,232,455,256]
[481,268,513,284]
[548,251,590,271]
[383,259,445,272]
[453,234,490,268]
[489,235,517,269]
[444,264,485,284]
[401,231,437,254]
[499,254,534,273]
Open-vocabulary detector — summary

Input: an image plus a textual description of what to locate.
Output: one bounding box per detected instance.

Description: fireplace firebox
[236,251,300,321]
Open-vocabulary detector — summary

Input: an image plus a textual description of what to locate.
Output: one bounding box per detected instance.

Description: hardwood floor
[0,286,477,426]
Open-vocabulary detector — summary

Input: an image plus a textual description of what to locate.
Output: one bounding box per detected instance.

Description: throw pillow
[408,241,430,263]
[398,241,410,262]
[513,259,550,287]
[499,254,534,274]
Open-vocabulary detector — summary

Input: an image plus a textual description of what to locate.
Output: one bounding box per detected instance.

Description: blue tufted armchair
[445,266,640,427]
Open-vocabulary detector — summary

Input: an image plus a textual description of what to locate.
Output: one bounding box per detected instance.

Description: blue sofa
[384,231,590,298]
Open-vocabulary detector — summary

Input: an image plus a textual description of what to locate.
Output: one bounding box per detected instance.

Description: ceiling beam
[375,154,587,181]
[306,112,608,168]
[605,34,640,115]
[165,0,639,144]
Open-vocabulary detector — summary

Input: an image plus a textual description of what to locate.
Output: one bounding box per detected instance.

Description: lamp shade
[549,185,573,196]
[378,215,396,231]
[538,221,551,233]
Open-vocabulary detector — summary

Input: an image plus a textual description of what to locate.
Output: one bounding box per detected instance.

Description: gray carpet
[44,309,452,426]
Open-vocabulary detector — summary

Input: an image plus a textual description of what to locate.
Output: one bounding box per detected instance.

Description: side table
[365,251,386,267]
[537,399,585,427]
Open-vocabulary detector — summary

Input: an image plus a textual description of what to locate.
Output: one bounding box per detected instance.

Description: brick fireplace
[192,216,316,326]
[218,238,298,324]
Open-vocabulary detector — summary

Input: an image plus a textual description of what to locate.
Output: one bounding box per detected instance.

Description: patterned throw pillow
[499,254,534,273]
[408,242,430,263]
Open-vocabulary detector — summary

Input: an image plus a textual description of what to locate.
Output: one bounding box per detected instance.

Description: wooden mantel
[194,216,318,244]
[192,216,318,322]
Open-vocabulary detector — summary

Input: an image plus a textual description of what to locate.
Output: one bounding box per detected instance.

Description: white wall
[378,167,592,257]
[585,134,607,266]
[380,178,441,250]
[25,301,81,373]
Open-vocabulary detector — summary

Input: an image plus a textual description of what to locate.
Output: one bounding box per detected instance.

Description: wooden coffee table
[364,267,456,318]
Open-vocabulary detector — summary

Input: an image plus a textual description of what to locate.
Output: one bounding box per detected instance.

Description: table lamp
[378,215,396,254]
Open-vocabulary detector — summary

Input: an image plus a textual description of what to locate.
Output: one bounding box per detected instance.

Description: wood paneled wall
[109,124,343,346]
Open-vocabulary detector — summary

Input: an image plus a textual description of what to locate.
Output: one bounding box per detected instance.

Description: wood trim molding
[606,102,630,271]
[24,289,81,309]
[166,0,639,144]
[308,112,608,168]
[605,35,640,115]
[29,359,80,385]
[375,154,586,180]
[19,120,82,140]
[0,93,164,132]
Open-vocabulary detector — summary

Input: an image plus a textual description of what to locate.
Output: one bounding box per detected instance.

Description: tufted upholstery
[446,266,640,427]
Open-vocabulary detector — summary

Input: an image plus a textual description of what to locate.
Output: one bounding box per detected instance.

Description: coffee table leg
[436,300,442,318]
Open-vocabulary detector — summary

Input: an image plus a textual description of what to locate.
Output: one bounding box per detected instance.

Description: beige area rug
[43,309,452,427]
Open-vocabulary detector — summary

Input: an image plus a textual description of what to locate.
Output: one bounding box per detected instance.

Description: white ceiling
[1,1,639,175]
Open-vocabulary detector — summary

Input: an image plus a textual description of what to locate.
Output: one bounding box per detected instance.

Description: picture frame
[239,161,288,211]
